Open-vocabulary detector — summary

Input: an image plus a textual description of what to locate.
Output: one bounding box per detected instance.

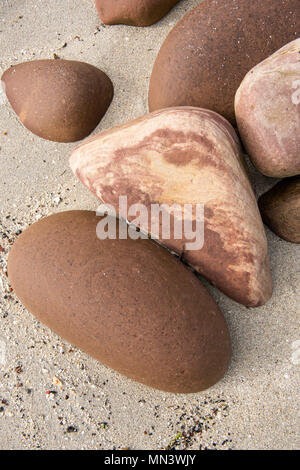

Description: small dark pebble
[67,426,78,433]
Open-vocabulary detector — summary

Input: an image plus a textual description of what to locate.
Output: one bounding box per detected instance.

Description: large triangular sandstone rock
[70,107,272,307]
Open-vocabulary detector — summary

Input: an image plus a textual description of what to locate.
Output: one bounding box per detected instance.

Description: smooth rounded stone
[235,39,300,178]
[259,177,300,244]
[7,210,231,393]
[1,60,113,143]
[95,0,181,26]
[70,107,272,307]
[148,0,300,124]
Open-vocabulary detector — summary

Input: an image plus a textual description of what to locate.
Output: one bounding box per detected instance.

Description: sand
[0,0,299,450]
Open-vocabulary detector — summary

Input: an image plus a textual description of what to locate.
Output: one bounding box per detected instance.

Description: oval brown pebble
[1,60,113,143]
[148,0,300,124]
[95,0,181,26]
[7,211,231,393]
[259,177,300,244]
[235,39,300,178]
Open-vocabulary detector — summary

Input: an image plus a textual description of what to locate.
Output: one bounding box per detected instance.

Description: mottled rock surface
[235,39,300,178]
[70,107,272,307]
[149,0,300,124]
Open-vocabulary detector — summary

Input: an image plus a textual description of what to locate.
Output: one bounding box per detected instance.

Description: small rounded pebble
[259,177,300,244]
[95,0,181,26]
[2,59,113,142]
